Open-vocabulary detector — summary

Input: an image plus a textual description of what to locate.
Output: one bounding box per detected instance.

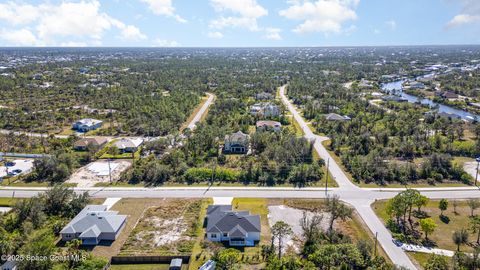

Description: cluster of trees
[258,196,395,270]
[287,68,478,185]
[0,185,107,269]
[29,151,79,183]
[123,93,324,186]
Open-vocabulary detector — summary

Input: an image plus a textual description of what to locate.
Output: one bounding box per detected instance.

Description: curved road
[1,87,477,269]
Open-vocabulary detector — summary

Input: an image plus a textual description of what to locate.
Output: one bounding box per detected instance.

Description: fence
[0,152,50,158]
[110,255,191,265]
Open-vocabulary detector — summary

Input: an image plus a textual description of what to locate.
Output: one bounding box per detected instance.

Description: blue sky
[0,0,479,47]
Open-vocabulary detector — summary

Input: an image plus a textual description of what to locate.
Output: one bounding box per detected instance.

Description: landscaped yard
[121,198,210,256]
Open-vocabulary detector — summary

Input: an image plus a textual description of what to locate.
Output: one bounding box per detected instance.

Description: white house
[250,103,281,118]
[60,205,127,245]
[113,138,144,153]
[72,118,103,132]
[206,205,261,247]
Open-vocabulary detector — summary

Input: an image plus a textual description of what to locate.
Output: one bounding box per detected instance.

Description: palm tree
[453,229,469,251]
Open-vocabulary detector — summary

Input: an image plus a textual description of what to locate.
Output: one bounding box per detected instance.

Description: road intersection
[0,86,478,269]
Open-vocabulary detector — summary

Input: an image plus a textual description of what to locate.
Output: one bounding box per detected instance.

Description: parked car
[13,169,22,174]
[5,161,15,167]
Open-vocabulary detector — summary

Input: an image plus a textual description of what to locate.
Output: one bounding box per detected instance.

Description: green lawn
[0,197,20,207]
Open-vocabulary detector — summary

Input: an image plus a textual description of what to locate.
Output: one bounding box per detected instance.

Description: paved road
[1,87,477,269]
[186,93,214,131]
[279,84,417,269]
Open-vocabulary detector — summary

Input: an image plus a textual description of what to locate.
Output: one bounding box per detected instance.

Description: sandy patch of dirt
[67,160,132,187]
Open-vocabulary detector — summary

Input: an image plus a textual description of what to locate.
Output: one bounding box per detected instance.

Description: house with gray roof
[223,131,249,154]
[325,113,351,121]
[205,205,261,247]
[60,205,127,245]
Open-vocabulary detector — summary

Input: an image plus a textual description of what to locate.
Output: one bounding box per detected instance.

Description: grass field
[0,197,20,206]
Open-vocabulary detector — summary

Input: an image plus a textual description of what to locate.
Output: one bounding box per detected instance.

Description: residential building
[74,137,108,151]
[205,205,261,247]
[1,260,17,270]
[250,103,281,118]
[409,82,426,90]
[435,91,459,100]
[72,118,103,132]
[113,138,144,153]
[223,131,249,154]
[255,92,274,101]
[60,205,127,245]
[325,113,351,121]
[256,120,282,132]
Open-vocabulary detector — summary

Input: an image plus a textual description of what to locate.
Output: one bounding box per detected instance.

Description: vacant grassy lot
[92,198,170,258]
[121,198,209,256]
[373,199,477,253]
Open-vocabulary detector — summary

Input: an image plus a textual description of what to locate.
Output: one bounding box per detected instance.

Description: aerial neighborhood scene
[2,0,480,270]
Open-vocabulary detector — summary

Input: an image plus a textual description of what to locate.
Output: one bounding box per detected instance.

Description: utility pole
[476,157,480,186]
[108,159,112,184]
[374,232,378,256]
[325,158,330,195]
[211,157,217,186]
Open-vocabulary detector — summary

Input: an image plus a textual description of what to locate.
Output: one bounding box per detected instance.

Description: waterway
[381,79,478,121]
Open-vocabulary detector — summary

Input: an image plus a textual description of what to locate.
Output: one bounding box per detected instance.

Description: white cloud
[447,14,480,28]
[140,0,187,23]
[209,17,261,31]
[207,31,224,39]
[0,2,39,25]
[153,38,180,47]
[386,20,397,31]
[119,25,147,40]
[210,0,268,18]
[209,0,268,31]
[447,0,480,28]
[0,1,146,46]
[60,41,88,47]
[279,0,359,34]
[264,28,282,40]
[0,28,38,46]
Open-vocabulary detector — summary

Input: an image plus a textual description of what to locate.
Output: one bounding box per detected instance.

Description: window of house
[223,233,228,237]
[211,233,217,238]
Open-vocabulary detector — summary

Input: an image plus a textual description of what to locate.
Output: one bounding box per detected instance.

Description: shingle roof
[206,205,261,236]
[60,205,126,236]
